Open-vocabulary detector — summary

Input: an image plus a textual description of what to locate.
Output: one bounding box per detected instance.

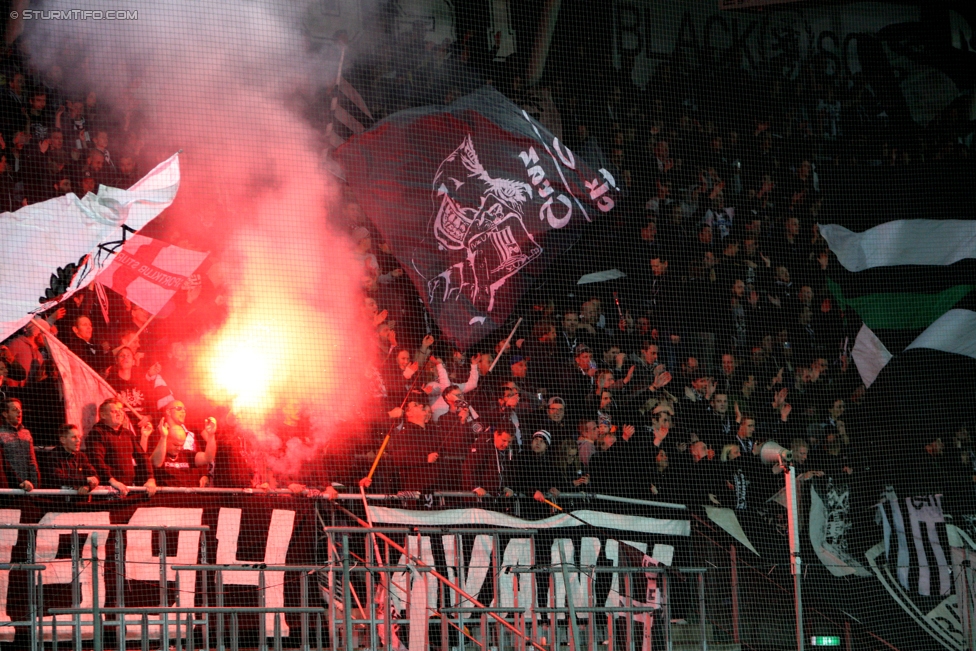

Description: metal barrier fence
[322,526,709,651]
[0,520,329,651]
[1,485,974,650]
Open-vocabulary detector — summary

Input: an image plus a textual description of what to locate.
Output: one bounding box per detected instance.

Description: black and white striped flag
[325,77,373,150]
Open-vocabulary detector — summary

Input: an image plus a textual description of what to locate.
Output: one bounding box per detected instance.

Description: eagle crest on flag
[419,134,542,315]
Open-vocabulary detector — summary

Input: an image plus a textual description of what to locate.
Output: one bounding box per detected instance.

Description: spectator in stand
[387,397,441,495]
[91,131,116,174]
[0,398,39,490]
[562,344,596,414]
[82,149,111,188]
[428,353,480,422]
[479,380,527,450]
[686,439,719,505]
[0,152,18,211]
[151,416,217,488]
[554,436,588,490]
[519,430,564,502]
[56,98,90,157]
[26,90,51,143]
[87,399,157,496]
[63,315,110,371]
[717,353,739,395]
[579,298,612,344]
[532,396,574,444]
[558,310,590,358]
[701,392,734,448]
[577,417,599,466]
[39,424,99,493]
[40,129,70,187]
[6,321,45,382]
[115,155,138,188]
[105,347,153,417]
[463,425,517,498]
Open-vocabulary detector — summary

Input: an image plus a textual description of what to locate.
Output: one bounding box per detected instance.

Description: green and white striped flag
[821,220,976,492]
[820,220,976,385]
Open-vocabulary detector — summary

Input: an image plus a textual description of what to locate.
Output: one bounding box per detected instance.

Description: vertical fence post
[72,529,83,651]
[662,571,671,651]
[556,540,581,651]
[342,534,353,651]
[159,530,168,651]
[116,529,125,651]
[729,544,739,645]
[300,570,309,651]
[216,569,225,651]
[91,532,101,651]
[698,572,707,651]
[785,467,804,651]
[200,529,209,650]
[258,570,267,651]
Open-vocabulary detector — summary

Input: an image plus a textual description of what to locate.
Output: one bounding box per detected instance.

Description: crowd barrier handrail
[0,486,689,509]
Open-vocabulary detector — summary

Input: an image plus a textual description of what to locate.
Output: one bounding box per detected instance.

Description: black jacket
[517,451,565,495]
[463,432,517,494]
[39,447,97,489]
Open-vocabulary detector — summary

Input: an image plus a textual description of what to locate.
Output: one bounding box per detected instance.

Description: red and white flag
[96,234,208,315]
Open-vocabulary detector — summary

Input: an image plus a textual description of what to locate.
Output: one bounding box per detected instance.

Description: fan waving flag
[820,220,976,499]
[96,234,209,315]
[0,153,181,342]
[336,85,619,348]
[819,220,976,385]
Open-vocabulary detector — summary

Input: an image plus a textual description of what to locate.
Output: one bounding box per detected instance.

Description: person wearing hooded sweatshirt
[518,430,565,500]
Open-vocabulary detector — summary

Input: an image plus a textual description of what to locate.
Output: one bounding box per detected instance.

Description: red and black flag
[336,86,619,349]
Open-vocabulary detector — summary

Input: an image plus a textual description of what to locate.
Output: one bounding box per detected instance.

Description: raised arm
[195,417,218,467]
[150,419,170,468]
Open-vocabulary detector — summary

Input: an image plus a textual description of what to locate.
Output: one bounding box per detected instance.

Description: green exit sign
[811,636,841,646]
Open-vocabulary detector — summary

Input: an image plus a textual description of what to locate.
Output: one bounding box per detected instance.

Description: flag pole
[486,317,522,374]
[133,312,156,339]
[111,312,157,357]
[536,495,591,526]
[330,500,548,651]
[363,341,434,484]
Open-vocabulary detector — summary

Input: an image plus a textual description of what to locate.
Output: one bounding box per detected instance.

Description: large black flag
[336,86,619,349]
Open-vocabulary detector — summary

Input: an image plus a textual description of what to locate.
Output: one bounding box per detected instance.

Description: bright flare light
[208,322,276,412]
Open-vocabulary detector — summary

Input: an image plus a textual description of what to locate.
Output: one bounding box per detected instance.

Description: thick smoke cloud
[23,1,377,478]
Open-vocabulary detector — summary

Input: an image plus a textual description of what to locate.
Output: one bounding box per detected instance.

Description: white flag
[0,153,181,342]
[41,322,121,435]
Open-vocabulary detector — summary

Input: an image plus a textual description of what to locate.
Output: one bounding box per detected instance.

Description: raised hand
[652,371,672,389]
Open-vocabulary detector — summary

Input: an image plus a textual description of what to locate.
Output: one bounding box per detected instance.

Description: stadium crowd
[0,24,971,549]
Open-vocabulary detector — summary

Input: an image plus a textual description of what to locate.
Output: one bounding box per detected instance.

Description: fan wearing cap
[385,394,441,494]
[518,430,564,503]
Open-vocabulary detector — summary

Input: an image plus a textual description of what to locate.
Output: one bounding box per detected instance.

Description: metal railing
[0,522,331,651]
[322,525,710,651]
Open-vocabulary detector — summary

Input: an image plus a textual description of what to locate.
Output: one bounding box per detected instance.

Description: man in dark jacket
[464,426,517,497]
[0,398,40,490]
[86,399,157,496]
[39,424,99,493]
[388,398,441,494]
